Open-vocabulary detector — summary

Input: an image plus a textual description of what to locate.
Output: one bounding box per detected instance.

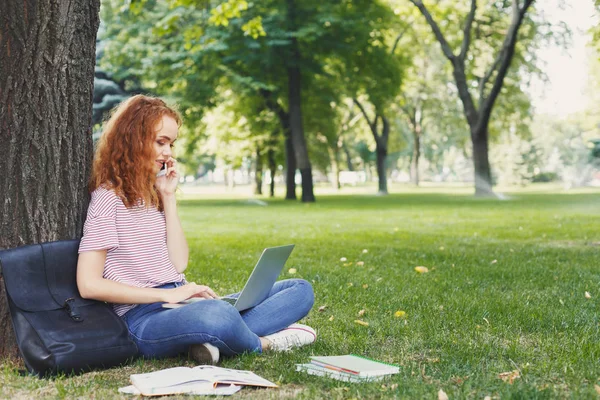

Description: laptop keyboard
[221,297,237,305]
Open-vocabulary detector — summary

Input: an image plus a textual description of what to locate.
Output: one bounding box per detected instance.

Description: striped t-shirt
[78,186,185,316]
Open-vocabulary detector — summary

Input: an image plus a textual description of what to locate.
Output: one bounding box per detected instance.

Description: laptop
[163,244,295,311]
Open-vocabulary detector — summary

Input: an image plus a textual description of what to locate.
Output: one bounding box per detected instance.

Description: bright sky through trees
[529,0,597,117]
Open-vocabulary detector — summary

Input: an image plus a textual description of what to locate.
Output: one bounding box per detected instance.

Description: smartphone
[156,162,167,177]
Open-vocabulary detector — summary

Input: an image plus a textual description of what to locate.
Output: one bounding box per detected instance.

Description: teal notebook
[309,355,399,377]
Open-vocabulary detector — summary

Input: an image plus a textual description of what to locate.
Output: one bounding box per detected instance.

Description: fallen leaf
[358,309,366,317]
[362,284,368,289]
[356,261,365,266]
[585,291,592,299]
[498,370,520,384]
[328,315,334,321]
[594,384,600,395]
[484,396,492,400]
[438,389,449,400]
[362,249,369,254]
[415,266,429,274]
[354,319,369,327]
[491,259,498,264]
[394,310,407,318]
[288,268,297,274]
[340,257,347,262]
[390,383,398,390]
[318,305,327,312]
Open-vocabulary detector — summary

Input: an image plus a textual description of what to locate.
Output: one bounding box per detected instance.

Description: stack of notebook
[296,354,400,383]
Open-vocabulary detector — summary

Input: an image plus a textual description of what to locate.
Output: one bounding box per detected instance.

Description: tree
[330,1,405,195]
[0,0,100,358]
[409,0,536,195]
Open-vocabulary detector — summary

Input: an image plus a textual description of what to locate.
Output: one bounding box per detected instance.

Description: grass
[2,185,600,398]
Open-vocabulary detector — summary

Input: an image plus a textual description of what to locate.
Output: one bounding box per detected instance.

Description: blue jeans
[122,279,314,358]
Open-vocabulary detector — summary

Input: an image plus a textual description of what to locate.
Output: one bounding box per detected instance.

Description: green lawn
[2,187,600,398]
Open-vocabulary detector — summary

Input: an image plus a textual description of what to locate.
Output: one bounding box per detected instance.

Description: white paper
[118,383,241,396]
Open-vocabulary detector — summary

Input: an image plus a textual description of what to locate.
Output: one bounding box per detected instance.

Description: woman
[76,95,316,364]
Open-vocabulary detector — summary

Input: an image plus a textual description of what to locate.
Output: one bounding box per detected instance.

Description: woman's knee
[292,279,315,312]
[195,300,245,334]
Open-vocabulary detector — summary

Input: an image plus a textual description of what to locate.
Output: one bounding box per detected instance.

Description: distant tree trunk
[254,144,263,195]
[259,89,296,200]
[411,134,420,186]
[342,141,354,171]
[287,0,315,203]
[354,99,390,195]
[284,135,297,200]
[267,148,276,198]
[407,105,423,186]
[328,146,341,189]
[0,0,101,359]
[375,116,390,194]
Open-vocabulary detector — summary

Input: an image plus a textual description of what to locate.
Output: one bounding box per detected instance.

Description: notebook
[299,354,399,379]
[128,365,276,396]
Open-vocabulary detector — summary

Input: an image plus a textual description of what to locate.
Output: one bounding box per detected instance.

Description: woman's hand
[155,156,179,198]
[162,282,219,304]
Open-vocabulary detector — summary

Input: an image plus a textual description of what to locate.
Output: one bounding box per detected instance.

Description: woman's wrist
[160,192,177,204]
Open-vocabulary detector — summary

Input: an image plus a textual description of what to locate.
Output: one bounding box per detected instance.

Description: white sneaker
[263,323,317,352]
[189,342,220,364]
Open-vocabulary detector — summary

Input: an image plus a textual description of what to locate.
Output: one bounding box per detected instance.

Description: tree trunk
[472,128,493,196]
[410,109,422,186]
[0,0,100,359]
[333,149,341,190]
[287,0,315,203]
[375,148,388,195]
[258,90,293,199]
[342,141,354,171]
[375,115,390,195]
[254,145,263,195]
[327,145,341,189]
[287,63,315,202]
[267,148,276,198]
[284,135,296,200]
[410,134,420,186]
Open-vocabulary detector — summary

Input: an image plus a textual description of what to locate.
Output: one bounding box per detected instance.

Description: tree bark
[342,141,354,171]
[254,144,263,195]
[287,0,315,203]
[284,135,296,200]
[328,146,341,189]
[375,116,390,195]
[259,89,296,200]
[353,99,389,195]
[472,128,493,196]
[267,148,276,198]
[0,0,100,359]
[409,106,423,186]
[411,134,421,186]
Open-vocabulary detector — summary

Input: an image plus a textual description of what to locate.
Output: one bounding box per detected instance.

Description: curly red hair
[90,95,182,210]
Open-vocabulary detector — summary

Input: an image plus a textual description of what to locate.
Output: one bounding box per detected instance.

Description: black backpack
[0,239,138,376]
